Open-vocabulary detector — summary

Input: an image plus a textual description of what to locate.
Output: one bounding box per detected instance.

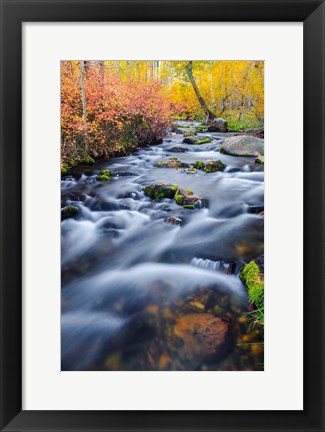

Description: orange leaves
[61,62,173,162]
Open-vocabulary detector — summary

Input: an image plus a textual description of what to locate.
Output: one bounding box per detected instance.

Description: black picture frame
[0,0,324,431]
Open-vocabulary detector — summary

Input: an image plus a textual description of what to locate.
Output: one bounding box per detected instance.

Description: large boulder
[220,135,264,157]
[207,118,228,132]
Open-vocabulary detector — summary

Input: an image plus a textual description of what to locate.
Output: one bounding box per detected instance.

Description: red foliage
[61,64,173,164]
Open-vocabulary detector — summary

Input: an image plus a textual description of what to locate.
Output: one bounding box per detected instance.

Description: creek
[61,121,264,371]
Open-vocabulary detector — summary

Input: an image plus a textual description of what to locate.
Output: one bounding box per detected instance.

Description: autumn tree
[79,61,88,151]
[184,61,216,124]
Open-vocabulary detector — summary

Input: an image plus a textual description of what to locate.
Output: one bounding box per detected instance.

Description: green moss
[61,205,78,220]
[255,157,264,165]
[240,261,264,328]
[227,119,262,132]
[195,125,208,133]
[195,160,225,172]
[183,131,197,137]
[61,163,70,175]
[96,170,111,181]
[175,194,185,205]
[204,161,225,172]
[145,183,178,200]
[155,187,176,199]
[79,155,95,165]
[144,185,155,198]
[183,204,195,209]
[194,137,211,145]
[155,162,162,167]
[184,188,193,195]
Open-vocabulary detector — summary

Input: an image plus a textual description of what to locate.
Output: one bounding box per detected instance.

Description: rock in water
[173,313,231,359]
[155,158,184,168]
[195,159,225,172]
[61,205,78,220]
[220,135,264,157]
[144,183,178,200]
[242,127,264,139]
[207,118,228,132]
[183,136,211,145]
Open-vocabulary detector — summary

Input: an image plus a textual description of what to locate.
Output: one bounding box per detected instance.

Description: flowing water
[61,121,264,371]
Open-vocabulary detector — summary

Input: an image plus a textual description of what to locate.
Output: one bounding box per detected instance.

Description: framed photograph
[0,0,324,431]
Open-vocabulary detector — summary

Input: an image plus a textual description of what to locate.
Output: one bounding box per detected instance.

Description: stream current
[61,121,264,371]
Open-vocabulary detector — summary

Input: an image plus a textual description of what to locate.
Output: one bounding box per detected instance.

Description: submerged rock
[173,313,230,358]
[61,205,78,220]
[169,146,187,153]
[207,118,228,132]
[155,158,184,168]
[165,216,182,226]
[220,135,264,157]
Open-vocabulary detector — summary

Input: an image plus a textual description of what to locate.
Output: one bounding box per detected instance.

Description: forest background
[61,60,264,173]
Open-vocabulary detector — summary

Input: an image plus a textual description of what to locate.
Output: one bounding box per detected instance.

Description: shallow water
[61,122,264,371]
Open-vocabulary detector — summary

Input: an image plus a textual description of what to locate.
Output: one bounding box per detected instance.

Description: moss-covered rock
[155,158,184,168]
[61,205,78,220]
[96,170,111,181]
[194,137,212,145]
[174,188,202,209]
[144,182,178,200]
[175,194,185,205]
[255,154,264,165]
[195,159,225,172]
[183,136,212,145]
[183,135,206,145]
[187,165,197,173]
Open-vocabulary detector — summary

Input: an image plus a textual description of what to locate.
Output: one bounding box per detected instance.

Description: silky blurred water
[61,122,264,371]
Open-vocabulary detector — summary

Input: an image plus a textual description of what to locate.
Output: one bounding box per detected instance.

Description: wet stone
[166,216,182,226]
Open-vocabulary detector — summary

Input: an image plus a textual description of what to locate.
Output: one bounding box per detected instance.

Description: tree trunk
[185,61,216,124]
[79,61,88,152]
